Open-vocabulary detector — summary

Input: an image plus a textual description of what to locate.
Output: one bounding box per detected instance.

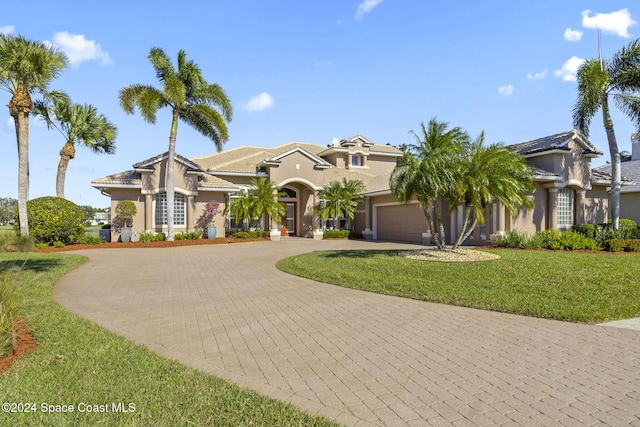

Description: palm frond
[572,59,608,136]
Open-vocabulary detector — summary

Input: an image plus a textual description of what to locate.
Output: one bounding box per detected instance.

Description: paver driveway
[54,239,640,426]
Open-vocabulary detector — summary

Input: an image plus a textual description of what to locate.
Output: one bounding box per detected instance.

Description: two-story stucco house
[91,130,611,244]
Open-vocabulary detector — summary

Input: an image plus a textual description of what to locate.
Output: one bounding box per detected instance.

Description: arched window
[155,193,185,226]
[281,188,297,198]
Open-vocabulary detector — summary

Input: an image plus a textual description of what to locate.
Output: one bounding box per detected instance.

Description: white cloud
[581,8,637,38]
[243,92,274,112]
[0,25,14,35]
[6,118,14,130]
[554,56,585,82]
[498,85,514,97]
[527,70,547,80]
[331,137,340,146]
[564,28,583,42]
[355,0,383,20]
[45,31,112,66]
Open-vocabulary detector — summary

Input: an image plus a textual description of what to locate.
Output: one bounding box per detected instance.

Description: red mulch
[0,318,37,375]
[35,236,271,252]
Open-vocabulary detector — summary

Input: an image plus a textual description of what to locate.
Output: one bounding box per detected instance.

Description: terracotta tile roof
[509,130,602,156]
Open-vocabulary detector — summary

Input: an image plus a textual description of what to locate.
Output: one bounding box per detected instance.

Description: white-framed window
[351,154,361,167]
[557,188,574,227]
[155,193,185,226]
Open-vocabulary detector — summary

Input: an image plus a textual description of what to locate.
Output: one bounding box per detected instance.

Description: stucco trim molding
[277,177,323,191]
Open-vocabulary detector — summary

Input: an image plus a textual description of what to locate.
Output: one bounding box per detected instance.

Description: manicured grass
[0,226,13,236]
[277,249,640,323]
[0,253,338,426]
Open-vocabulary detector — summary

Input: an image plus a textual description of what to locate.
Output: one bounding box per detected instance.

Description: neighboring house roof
[593,159,639,190]
[509,130,603,157]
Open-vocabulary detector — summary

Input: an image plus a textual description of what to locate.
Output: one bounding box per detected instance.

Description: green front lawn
[0,253,338,426]
[277,249,640,323]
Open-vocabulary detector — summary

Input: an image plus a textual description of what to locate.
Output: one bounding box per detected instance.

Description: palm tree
[34,96,117,198]
[119,48,232,240]
[0,34,68,237]
[389,118,469,249]
[448,132,534,249]
[573,38,640,230]
[247,177,285,230]
[316,179,365,230]
[229,192,255,230]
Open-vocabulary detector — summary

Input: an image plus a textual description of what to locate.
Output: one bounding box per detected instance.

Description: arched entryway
[276,180,321,237]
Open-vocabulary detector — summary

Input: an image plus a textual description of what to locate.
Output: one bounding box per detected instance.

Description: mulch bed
[0,318,37,375]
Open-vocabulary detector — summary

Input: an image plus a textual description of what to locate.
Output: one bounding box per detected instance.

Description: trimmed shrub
[551,231,597,251]
[625,240,640,252]
[323,229,350,238]
[13,197,85,244]
[183,230,203,240]
[35,242,49,250]
[604,239,627,252]
[234,230,269,239]
[571,224,598,240]
[53,241,65,248]
[534,229,562,250]
[139,231,166,243]
[73,233,103,245]
[494,230,525,248]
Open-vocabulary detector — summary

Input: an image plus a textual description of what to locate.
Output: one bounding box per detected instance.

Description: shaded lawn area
[277,249,640,323]
[0,253,338,427]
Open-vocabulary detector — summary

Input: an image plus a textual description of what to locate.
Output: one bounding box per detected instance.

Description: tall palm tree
[448,132,534,249]
[389,118,469,249]
[573,38,640,230]
[0,34,68,237]
[119,48,232,240]
[248,177,285,230]
[34,96,117,198]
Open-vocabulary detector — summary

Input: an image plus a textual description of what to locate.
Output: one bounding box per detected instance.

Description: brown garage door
[376,204,427,243]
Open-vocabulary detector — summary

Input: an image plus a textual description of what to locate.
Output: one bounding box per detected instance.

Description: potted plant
[115,200,137,242]
[203,200,220,239]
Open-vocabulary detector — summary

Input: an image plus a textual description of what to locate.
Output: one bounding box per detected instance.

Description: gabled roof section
[264,146,331,169]
[509,130,603,157]
[192,141,329,174]
[133,151,203,172]
[340,134,374,147]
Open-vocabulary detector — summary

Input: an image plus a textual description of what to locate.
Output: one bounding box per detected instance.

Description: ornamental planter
[120,228,132,243]
[207,226,217,239]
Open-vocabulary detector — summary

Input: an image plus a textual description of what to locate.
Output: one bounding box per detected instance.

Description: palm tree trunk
[56,141,75,199]
[453,205,477,249]
[602,97,621,229]
[166,111,179,241]
[9,87,33,238]
[421,201,438,247]
[15,110,30,237]
[432,199,447,249]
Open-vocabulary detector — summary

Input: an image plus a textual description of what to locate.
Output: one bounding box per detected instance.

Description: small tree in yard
[113,200,137,230]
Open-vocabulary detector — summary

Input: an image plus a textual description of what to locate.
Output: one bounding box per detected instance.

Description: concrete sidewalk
[54,239,640,426]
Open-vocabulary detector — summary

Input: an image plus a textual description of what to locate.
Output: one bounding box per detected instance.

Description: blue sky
[1,1,638,208]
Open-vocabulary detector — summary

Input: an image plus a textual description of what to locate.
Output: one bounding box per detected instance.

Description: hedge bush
[14,197,85,244]
[604,239,640,252]
[234,230,269,239]
[323,230,350,238]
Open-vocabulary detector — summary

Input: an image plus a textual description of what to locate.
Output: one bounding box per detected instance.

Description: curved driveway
[54,239,640,426]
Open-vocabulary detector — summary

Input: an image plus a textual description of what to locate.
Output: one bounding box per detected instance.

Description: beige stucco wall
[509,184,548,234]
[620,191,640,224]
[585,186,609,224]
[110,189,145,241]
[269,151,324,189]
[365,155,398,176]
